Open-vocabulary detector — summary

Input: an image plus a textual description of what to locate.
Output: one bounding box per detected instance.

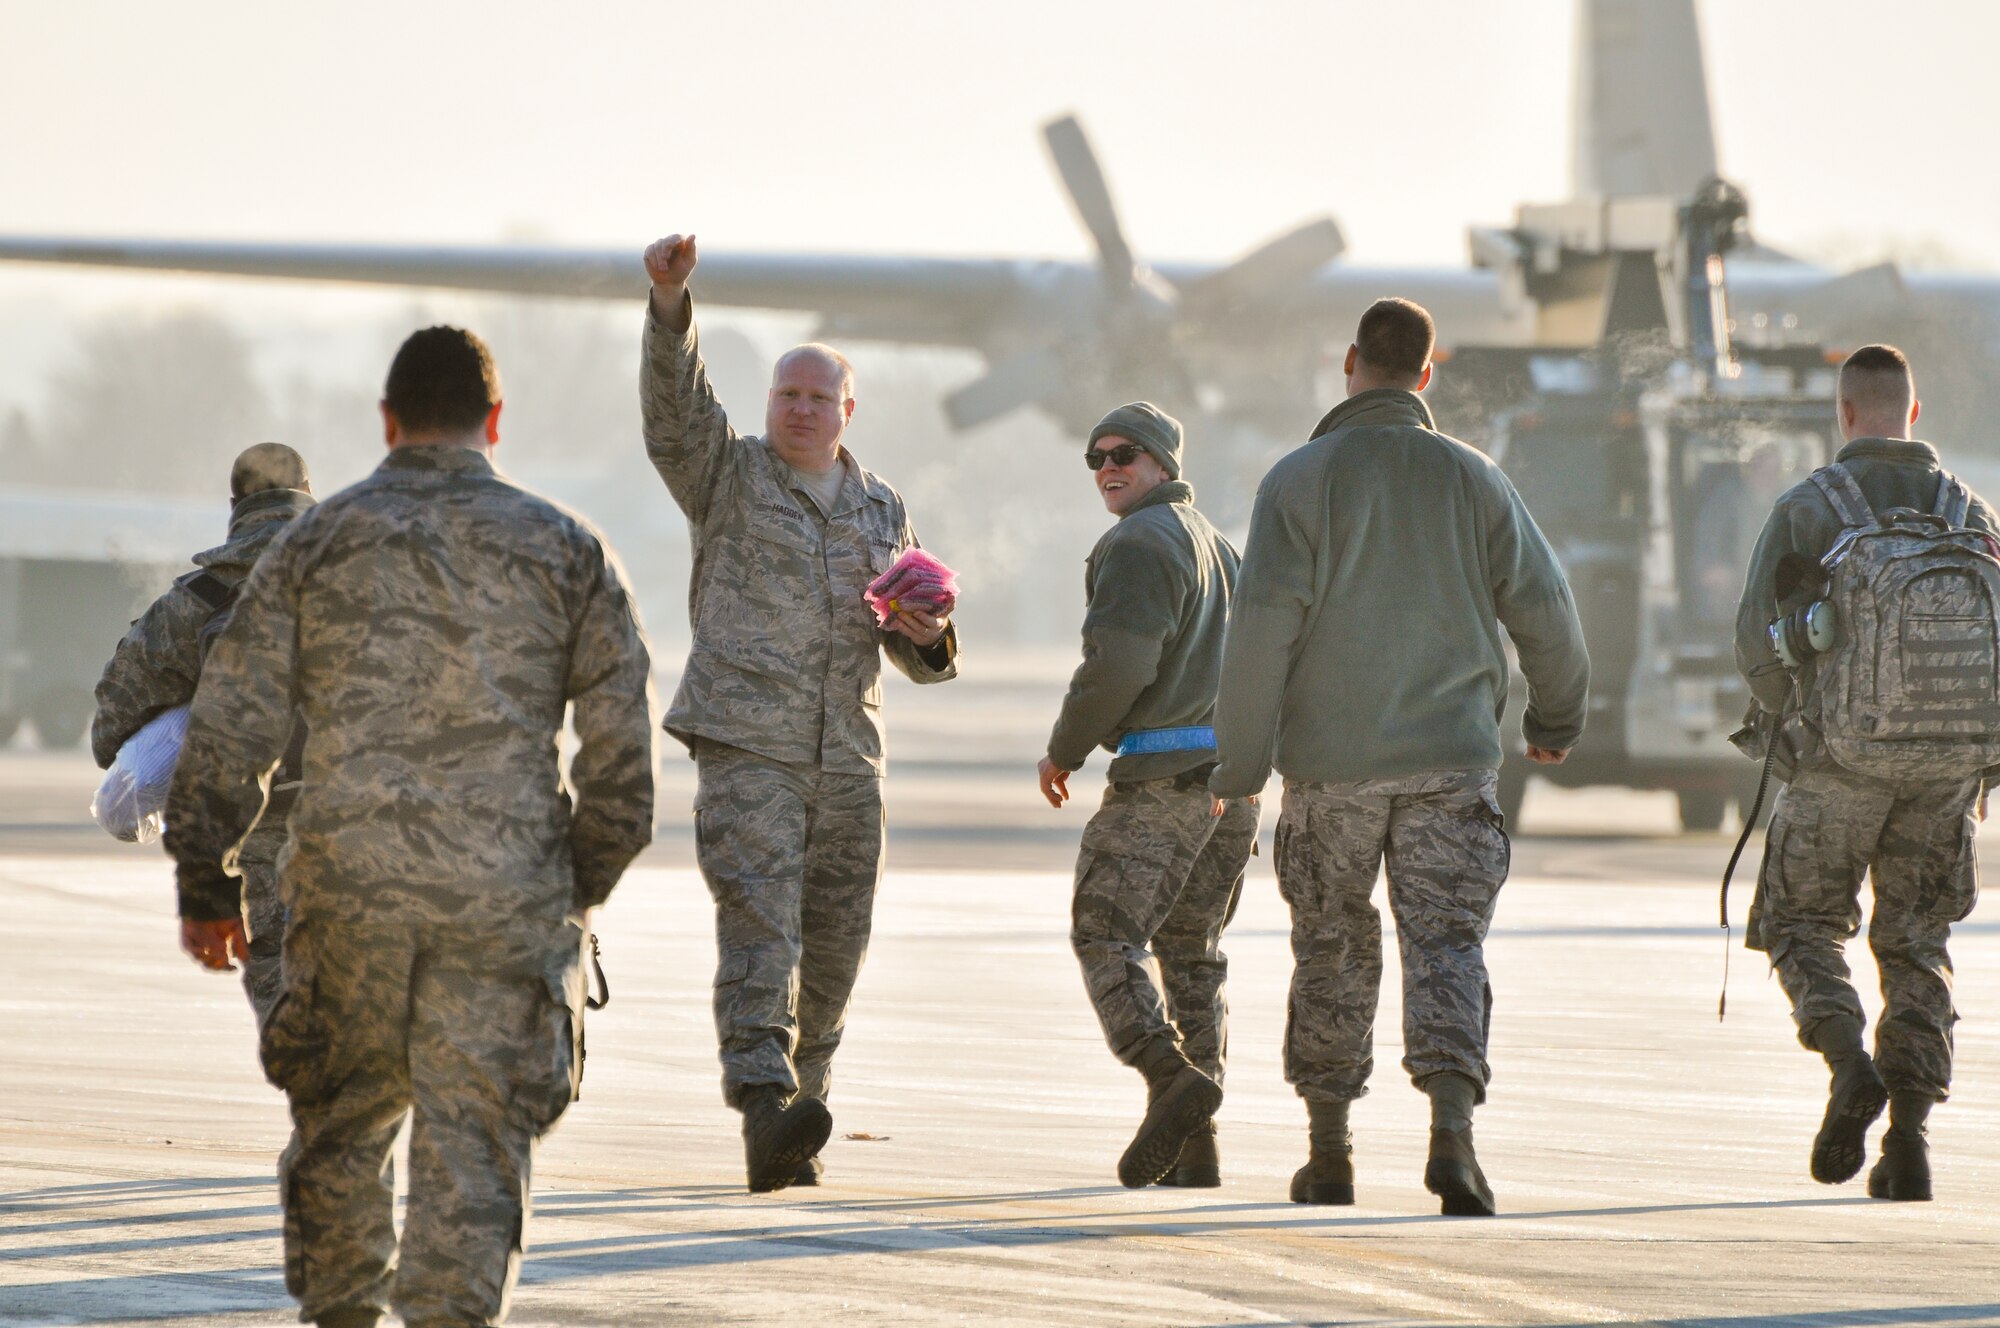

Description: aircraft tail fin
[1571,0,1719,197]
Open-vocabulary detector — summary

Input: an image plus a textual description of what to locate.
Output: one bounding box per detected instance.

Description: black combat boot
[739,1084,833,1194]
[1156,1119,1220,1188]
[1290,1098,1355,1205]
[794,1154,826,1187]
[1807,1016,1887,1185]
[1422,1073,1494,1216]
[1119,1039,1223,1188]
[1867,1091,1934,1202]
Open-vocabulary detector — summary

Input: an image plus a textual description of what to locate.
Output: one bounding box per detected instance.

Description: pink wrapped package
[866,548,959,625]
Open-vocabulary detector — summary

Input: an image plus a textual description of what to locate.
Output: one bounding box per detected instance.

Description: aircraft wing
[0,234,1025,347]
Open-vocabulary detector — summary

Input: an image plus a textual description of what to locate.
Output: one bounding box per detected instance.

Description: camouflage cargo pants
[261,906,585,1326]
[237,821,289,1024]
[1754,763,1980,1099]
[1274,769,1509,1103]
[694,739,884,1107]
[1071,772,1258,1079]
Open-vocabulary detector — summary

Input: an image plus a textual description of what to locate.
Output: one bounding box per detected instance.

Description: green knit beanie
[1087,401,1183,480]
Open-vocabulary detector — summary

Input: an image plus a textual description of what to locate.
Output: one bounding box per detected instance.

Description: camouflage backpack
[1804,461,2000,779]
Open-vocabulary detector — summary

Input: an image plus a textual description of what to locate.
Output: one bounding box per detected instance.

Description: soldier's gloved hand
[180,917,249,973]
[643,233,699,322]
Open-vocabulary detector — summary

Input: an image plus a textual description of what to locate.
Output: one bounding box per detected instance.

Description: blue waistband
[1115,725,1216,757]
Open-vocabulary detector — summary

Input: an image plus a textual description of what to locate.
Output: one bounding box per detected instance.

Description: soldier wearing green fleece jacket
[1212,299,1589,1217]
[1039,402,1259,1191]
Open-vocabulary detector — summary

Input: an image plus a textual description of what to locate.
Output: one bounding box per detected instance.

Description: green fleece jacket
[1211,389,1590,797]
[1734,437,2000,712]
[1047,481,1240,781]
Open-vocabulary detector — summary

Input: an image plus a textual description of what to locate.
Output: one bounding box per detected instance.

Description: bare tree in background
[29,311,274,494]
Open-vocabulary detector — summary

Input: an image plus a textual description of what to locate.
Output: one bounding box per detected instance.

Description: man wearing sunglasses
[1039,402,1259,1189]
[1212,298,1588,1216]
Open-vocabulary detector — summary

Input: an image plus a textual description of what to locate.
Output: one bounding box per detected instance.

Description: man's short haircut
[1354,298,1436,383]
[773,342,855,401]
[383,326,502,434]
[230,442,311,501]
[1838,343,1915,417]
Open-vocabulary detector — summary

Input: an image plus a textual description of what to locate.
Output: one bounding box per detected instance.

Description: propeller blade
[1182,217,1346,313]
[1043,115,1135,287]
[944,345,1068,431]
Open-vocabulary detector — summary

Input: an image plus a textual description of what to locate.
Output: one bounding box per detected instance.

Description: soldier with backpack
[1735,343,1999,1202]
[91,442,316,1020]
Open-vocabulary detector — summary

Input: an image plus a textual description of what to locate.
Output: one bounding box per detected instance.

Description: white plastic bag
[91,705,190,844]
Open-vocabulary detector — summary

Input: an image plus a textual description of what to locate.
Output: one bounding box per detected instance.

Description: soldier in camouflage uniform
[640,234,959,1192]
[1039,402,1258,1189]
[92,442,315,1020]
[1736,344,1996,1201]
[1212,300,1588,1215]
[167,327,655,1328]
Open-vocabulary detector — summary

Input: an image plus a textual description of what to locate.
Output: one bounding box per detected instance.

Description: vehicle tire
[1496,761,1528,833]
[1677,787,1727,833]
[29,687,91,750]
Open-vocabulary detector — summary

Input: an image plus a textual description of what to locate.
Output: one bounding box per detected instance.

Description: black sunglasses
[1085,443,1147,471]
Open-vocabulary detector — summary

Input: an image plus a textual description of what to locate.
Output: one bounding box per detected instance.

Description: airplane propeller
[944,113,1346,432]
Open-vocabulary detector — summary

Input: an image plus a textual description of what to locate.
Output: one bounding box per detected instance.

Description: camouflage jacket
[641,294,958,776]
[165,445,656,924]
[1047,482,1241,782]
[91,486,317,769]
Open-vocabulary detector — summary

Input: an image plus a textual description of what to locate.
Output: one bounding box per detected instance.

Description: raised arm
[564,536,658,911]
[640,233,741,525]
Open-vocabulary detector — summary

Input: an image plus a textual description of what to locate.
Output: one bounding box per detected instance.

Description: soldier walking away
[1211,299,1589,1215]
[640,233,960,1192]
[1039,402,1258,1188]
[1735,344,1997,1201]
[91,442,315,1020]
[166,327,656,1328]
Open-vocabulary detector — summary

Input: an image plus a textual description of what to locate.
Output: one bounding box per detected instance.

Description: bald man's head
[1837,344,1918,441]
[772,343,854,401]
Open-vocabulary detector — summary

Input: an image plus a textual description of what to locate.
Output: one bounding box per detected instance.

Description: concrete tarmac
[2,743,1996,1326]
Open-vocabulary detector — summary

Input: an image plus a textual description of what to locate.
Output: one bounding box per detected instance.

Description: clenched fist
[644,233,698,290]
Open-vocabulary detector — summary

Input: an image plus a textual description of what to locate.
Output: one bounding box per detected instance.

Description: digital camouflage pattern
[694,738,883,1106]
[1753,763,1979,1100]
[1803,463,2000,781]
[1273,769,1509,1102]
[90,486,316,769]
[1071,776,1258,1080]
[164,442,654,1325]
[91,485,316,1021]
[641,293,958,777]
[262,910,587,1324]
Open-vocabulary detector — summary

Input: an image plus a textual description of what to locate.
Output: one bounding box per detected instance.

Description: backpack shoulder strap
[1933,470,1972,526]
[1810,462,1878,531]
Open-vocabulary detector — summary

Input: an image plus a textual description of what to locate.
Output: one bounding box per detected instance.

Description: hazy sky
[5,0,1999,273]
